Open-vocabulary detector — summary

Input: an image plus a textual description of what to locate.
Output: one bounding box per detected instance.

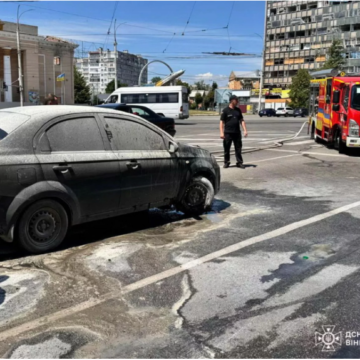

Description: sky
[1,1,265,86]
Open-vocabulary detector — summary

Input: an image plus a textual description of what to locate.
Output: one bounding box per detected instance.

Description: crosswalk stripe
[285,140,314,146]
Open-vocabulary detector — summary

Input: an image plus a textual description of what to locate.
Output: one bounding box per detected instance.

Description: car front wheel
[16,199,69,253]
[178,176,214,215]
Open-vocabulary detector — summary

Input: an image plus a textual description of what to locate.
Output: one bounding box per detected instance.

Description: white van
[105,86,189,119]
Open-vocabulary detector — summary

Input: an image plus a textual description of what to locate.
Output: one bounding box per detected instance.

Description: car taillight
[180,106,183,112]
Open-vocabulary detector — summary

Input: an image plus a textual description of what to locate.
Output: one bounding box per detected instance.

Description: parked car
[0,106,220,253]
[96,103,176,137]
[294,108,309,117]
[276,107,294,117]
[259,108,276,117]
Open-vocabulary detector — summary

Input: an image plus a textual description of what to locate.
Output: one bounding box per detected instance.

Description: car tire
[16,199,69,254]
[259,115,262,117]
[178,176,214,216]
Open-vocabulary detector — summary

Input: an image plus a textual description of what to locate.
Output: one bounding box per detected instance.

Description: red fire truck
[309,68,360,153]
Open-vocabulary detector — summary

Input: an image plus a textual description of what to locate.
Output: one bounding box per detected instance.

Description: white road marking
[251,154,300,163]
[214,154,300,163]
[260,135,309,144]
[1,201,360,341]
[178,138,270,141]
[265,149,348,158]
[286,140,315,146]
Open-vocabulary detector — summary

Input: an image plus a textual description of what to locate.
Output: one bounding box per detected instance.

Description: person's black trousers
[223,133,243,164]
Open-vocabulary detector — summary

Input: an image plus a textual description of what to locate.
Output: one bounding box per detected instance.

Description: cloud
[195,73,228,81]
[196,72,214,78]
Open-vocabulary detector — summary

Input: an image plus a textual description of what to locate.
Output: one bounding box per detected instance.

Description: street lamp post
[16,5,32,106]
[113,20,126,91]
[257,0,267,113]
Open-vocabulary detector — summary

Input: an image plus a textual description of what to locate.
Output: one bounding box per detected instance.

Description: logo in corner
[315,325,342,351]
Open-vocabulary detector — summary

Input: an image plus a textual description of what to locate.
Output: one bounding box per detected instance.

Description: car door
[98,114,179,211]
[35,114,121,219]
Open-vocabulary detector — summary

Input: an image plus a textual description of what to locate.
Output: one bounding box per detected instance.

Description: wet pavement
[1,116,360,358]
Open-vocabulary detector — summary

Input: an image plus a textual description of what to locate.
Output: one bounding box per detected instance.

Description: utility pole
[114,19,118,91]
[258,0,267,113]
[16,6,32,107]
[16,6,24,107]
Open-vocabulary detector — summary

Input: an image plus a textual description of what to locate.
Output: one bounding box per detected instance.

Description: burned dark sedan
[0,106,220,253]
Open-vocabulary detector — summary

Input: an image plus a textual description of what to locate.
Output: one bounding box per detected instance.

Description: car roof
[0,105,125,116]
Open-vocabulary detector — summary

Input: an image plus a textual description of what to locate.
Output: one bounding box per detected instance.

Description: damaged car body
[0,106,220,253]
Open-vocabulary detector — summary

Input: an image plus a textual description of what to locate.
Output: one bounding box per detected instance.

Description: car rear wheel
[178,176,214,215]
[16,199,69,254]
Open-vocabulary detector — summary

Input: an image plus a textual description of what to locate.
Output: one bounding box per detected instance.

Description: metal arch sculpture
[138,60,174,86]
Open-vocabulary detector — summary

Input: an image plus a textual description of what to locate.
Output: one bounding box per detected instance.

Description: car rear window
[0,112,30,140]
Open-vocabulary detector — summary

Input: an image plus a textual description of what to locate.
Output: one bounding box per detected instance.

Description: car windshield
[0,112,30,140]
[278,108,284,110]
[351,85,360,111]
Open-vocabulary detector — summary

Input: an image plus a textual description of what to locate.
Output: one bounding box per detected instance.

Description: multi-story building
[76,48,148,94]
[0,20,77,106]
[228,71,260,90]
[264,0,360,89]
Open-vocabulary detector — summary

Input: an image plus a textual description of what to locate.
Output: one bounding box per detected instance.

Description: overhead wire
[22,3,112,23]
[162,1,196,53]
[225,1,235,53]
[182,1,196,35]
[102,1,118,51]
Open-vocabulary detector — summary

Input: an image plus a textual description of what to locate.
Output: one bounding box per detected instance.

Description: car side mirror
[332,104,340,112]
[169,142,178,153]
[333,90,340,104]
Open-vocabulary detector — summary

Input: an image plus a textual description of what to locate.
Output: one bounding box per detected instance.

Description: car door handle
[53,165,72,173]
[126,160,140,169]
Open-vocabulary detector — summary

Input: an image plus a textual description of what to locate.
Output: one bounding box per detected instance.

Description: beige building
[228,71,260,90]
[0,20,78,106]
[264,1,360,89]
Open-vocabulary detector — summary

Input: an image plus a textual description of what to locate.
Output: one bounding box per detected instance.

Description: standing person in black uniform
[220,95,248,169]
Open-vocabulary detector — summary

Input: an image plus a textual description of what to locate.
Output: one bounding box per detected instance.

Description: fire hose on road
[210,120,309,156]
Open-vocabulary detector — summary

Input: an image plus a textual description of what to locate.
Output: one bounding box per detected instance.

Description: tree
[289,69,311,109]
[194,80,210,91]
[105,80,128,94]
[74,66,91,104]
[151,76,162,84]
[176,79,191,95]
[195,93,203,108]
[205,90,215,109]
[212,82,218,91]
[321,39,345,70]
[91,94,101,105]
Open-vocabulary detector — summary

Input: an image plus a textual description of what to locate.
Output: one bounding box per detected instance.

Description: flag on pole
[57,73,65,82]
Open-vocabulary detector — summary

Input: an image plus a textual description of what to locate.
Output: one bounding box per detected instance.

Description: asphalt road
[1,115,360,358]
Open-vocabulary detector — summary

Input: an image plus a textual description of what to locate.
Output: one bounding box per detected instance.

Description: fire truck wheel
[335,130,346,154]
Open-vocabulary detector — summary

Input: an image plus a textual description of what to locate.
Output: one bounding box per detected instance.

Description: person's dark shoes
[237,163,245,169]
[223,162,230,169]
